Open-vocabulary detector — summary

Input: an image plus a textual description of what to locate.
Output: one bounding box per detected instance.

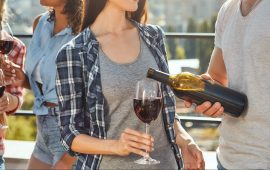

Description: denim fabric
[24,11,74,115]
[217,155,227,170]
[32,107,66,165]
[0,156,4,170]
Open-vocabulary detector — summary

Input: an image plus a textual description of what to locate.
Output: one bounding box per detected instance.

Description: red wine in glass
[133,79,162,165]
[0,40,13,54]
[0,22,14,88]
[133,98,162,124]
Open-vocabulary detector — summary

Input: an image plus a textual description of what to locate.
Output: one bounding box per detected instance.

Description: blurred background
[6,0,226,152]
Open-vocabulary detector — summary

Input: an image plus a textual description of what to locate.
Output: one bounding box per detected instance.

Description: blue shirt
[25,12,74,115]
[55,22,183,170]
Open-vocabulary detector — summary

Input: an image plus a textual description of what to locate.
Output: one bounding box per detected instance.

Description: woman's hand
[0,57,26,86]
[0,92,10,112]
[181,142,205,170]
[184,73,224,118]
[114,128,154,157]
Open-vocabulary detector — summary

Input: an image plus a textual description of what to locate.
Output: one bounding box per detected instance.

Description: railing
[15,32,215,39]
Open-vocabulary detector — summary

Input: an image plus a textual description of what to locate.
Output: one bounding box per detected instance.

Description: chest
[97,31,140,64]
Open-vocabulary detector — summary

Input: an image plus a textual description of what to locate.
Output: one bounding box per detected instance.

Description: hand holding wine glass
[133,79,162,165]
[0,22,14,87]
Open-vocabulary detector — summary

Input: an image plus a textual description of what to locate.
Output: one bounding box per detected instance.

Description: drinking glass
[133,79,162,165]
[0,22,14,87]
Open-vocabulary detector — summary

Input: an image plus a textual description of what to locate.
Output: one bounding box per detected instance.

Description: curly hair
[49,0,83,34]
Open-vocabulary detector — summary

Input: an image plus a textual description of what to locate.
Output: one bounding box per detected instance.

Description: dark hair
[49,0,83,34]
[80,0,148,31]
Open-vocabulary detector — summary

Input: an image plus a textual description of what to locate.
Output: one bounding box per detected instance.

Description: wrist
[176,133,195,149]
[103,139,121,156]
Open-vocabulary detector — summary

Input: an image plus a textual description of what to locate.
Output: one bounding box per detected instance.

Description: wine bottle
[147,68,248,117]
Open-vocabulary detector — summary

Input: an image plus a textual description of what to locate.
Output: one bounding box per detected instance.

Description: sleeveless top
[25,12,74,115]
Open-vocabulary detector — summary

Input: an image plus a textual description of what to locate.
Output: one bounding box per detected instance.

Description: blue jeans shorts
[0,155,4,170]
[32,107,66,166]
[217,155,227,170]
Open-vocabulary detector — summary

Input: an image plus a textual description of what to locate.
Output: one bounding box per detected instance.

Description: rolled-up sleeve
[55,44,88,156]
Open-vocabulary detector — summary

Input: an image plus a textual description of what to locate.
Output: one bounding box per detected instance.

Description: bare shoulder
[32,14,42,33]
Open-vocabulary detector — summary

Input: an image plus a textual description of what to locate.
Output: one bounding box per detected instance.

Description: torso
[95,26,140,64]
[25,12,74,115]
[98,35,177,170]
[216,0,270,169]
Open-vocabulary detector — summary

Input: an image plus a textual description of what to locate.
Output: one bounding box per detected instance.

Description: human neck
[91,3,132,36]
[241,0,262,16]
[53,7,68,34]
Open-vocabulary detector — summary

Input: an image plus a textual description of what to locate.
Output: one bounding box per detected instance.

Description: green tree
[185,18,197,59]
[197,14,217,74]
[166,25,177,59]
[175,46,186,59]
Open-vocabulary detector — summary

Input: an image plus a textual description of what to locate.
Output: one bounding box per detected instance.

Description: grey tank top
[98,37,178,169]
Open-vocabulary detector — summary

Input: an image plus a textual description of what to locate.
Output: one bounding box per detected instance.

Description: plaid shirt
[5,37,25,114]
[56,22,183,170]
[0,37,25,156]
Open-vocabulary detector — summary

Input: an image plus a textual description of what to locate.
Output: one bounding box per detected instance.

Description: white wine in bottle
[147,68,248,117]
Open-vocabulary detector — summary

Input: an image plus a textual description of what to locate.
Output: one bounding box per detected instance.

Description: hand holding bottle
[184,74,224,118]
[147,68,247,117]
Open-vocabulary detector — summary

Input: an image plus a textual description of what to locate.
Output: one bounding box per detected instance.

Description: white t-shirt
[215,0,270,169]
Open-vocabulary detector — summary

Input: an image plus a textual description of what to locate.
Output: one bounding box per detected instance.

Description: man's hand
[181,142,205,170]
[184,73,224,118]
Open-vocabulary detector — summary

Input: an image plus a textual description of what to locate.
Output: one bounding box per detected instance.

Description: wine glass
[0,22,14,88]
[133,78,162,165]
[0,22,13,129]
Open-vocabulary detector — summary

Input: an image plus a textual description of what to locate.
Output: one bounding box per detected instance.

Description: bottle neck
[147,68,171,85]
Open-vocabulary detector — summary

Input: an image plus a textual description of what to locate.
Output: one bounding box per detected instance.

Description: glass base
[134,157,160,165]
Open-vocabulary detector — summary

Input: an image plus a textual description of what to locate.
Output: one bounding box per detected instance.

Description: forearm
[21,75,31,89]
[15,72,30,89]
[174,120,195,148]
[6,93,20,113]
[71,134,119,155]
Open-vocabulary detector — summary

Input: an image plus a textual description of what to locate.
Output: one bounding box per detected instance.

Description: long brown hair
[49,0,83,34]
[80,0,148,31]
[62,0,83,34]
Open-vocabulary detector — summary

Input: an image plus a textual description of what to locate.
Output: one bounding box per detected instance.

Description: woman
[2,0,82,169]
[0,0,25,169]
[55,0,205,169]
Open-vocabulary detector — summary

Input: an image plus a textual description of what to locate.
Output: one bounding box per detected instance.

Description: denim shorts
[0,155,4,170]
[32,107,66,165]
[217,155,227,170]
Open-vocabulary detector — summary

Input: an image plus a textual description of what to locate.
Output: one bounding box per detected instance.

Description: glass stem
[144,123,150,160]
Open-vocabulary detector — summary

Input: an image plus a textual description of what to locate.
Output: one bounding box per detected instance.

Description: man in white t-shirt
[185,0,270,169]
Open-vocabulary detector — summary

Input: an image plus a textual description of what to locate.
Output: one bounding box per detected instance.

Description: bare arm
[174,120,205,170]
[70,128,153,157]
[207,47,227,86]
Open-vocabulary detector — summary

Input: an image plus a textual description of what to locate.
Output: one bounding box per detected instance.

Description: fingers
[193,150,205,170]
[195,101,211,113]
[195,102,224,117]
[200,73,212,80]
[124,128,153,141]
[0,94,9,112]
[119,128,154,157]
[184,100,192,108]
[126,145,149,158]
